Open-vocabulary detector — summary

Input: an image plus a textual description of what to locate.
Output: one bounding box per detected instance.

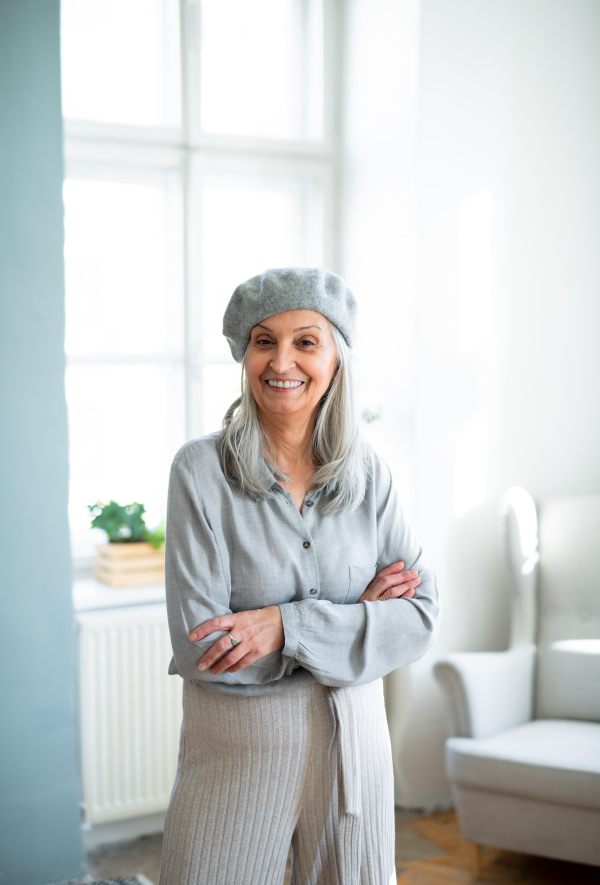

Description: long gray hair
[219,324,370,514]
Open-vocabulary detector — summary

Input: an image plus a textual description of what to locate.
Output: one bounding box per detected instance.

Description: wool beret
[222,266,357,363]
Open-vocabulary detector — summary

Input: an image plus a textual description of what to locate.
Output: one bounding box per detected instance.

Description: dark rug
[53,878,153,885]
[90,880,152,885]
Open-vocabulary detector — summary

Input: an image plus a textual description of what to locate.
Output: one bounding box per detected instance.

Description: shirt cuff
[279,602,299,660]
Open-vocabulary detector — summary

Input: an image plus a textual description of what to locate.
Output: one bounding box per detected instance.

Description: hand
[189,605,285,675]
[357,561,421,604]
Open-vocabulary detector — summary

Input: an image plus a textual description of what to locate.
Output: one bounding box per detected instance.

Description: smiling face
[245,309,339,426]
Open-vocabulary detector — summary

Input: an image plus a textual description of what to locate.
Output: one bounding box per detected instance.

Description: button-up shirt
[166,432,439,695]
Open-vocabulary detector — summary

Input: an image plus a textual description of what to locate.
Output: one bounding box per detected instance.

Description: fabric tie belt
[329,683,397,885]
[329,686,362,817]
[329,686,363,885]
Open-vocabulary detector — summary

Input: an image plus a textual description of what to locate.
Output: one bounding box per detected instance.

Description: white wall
[340,0,420,492]
[489,0,600,499]
[413,0,600,806]
[338,0,423,806]
[342,0,600,807]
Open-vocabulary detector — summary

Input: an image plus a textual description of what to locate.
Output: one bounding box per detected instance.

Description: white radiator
[77,603,183,824]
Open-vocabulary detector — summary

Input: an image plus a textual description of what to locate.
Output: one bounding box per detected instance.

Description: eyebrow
[254,323,322,333]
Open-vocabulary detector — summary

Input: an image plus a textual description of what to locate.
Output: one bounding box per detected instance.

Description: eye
[298,338,317,347]
[255,337,274,346]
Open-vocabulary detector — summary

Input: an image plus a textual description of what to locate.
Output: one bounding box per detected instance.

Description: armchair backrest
[536,496,600,722]
[500,488,600,723]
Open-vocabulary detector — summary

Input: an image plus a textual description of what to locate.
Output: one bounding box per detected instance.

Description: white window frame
[63,0,342,570]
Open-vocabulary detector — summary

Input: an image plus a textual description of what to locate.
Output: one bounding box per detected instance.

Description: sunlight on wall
[453,415,488,517]
[452,193,493,517]
[550,639,600,655]
[457,190,493,355]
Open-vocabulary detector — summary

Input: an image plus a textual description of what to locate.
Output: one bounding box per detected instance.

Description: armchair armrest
[433,645,535,739]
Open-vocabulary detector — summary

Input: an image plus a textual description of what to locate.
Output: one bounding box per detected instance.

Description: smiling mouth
[265,379,305,389]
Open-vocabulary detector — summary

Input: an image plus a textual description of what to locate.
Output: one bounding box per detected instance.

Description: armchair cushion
[446,719,600,810]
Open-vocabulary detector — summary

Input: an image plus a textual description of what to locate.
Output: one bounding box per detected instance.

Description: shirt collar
[257,457,278,490]
[257,457,325,500]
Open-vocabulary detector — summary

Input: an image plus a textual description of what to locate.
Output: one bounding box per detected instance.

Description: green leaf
[88,499,150,543]
[146,521,166,549]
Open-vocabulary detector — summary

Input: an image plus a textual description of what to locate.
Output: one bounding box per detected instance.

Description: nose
[269,342,296,375]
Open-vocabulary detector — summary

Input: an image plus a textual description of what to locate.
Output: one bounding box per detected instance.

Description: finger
[198,633,238,670]
[370,575,420,602]
[378,570,419,594]
[190,615,234,642]
[223,649,264,673]
[371,568,417,594]
[386,577,420,599]
[381,588,415,601]
[207,642,248,674]
[376,561,405,577]
[362,563,407,597]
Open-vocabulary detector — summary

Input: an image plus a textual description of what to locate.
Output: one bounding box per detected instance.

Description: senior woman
[159,267,439,885]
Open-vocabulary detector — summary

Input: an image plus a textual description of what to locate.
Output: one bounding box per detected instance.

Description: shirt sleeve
[165,457,295,687]
[278,459,439,687]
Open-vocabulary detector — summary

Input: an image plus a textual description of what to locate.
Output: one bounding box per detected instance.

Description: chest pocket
[346,563,378,604]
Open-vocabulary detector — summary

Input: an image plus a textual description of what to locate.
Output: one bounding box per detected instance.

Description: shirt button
[305,500,313,507]
[310,588,318,595]
[303,540,310,549]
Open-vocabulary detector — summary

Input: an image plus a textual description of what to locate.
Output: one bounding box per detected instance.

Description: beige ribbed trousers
[159,678,396,885]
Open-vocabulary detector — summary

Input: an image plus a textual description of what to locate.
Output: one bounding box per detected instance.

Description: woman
[159,267,439,885]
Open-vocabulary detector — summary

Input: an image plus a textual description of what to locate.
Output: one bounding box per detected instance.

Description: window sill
[73,577,165,613]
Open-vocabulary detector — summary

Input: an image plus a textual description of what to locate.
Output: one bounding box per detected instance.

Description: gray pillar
[0,1,86,882]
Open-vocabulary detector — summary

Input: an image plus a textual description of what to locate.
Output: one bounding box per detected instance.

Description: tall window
[61,0,339,560]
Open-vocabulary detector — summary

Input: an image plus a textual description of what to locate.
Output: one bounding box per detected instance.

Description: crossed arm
[166,451,439,687]
[189,560,421,676]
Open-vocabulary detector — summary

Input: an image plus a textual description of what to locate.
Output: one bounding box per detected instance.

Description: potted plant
[88,500,166,587]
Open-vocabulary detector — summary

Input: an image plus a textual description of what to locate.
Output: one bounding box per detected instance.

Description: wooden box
[94,542,165,587]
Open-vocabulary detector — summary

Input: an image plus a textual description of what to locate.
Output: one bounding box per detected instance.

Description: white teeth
[267,379,302,389]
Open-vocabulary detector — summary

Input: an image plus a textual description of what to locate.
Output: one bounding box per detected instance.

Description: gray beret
[222,266,357,363]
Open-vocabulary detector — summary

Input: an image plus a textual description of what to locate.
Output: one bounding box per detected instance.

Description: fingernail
[198,662,207,671]
[190,633,197,641]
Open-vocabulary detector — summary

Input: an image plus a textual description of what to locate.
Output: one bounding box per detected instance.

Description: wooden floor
[86,810,600,884]
[394,811,600,885]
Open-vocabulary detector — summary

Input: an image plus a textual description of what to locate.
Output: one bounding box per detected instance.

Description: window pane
[202,364,243,434]
[64,176,183,356]
[199,0,324,140]
[66,363,185,536]
[61,0,181,126]
[200,179,318,360]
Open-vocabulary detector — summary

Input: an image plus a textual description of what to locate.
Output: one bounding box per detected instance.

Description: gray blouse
[166,432,439,695]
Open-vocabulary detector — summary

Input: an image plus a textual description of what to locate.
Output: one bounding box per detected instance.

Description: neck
[260,411,317,476]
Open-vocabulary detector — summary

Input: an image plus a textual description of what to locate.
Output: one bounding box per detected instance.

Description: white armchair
[434,488,600,868]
